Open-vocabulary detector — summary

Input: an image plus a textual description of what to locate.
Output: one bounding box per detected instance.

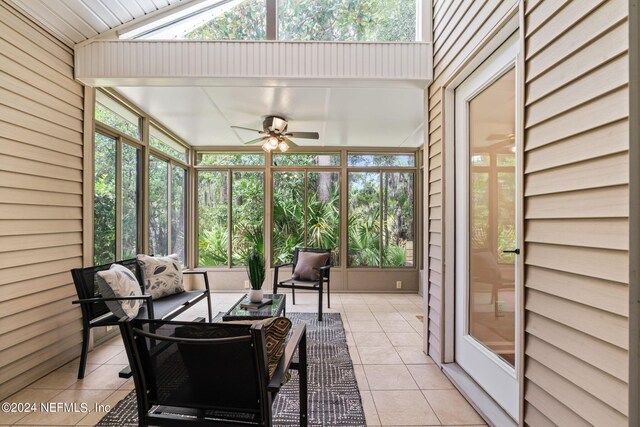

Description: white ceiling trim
[75,40,433,88]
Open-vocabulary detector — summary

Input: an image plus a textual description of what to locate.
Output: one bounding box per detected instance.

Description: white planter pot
[249,288,263,303]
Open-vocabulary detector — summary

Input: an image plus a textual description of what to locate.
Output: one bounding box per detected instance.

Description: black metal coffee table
[222,293,286,321]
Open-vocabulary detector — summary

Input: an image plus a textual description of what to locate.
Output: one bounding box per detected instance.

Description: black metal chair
[71,259,212,379]
[119,318,307,427]
[273,247,331,321]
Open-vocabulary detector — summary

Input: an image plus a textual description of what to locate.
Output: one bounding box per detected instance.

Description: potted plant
[246,249,265,303]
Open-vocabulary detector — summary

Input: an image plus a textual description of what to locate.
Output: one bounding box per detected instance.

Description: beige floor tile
[373,312,405,322]
[15,389,112,426]
[69,364,128,390]
[349,344,362,365]
[407,365,453,390]
[353,332,393,348]
[363,365,418,390]
[395,347,434,365]
[423,389,485,425]
[101,336,124,347]
[379,320,415,333]
[387,332,423,347]
[346,311,377,321]
[353,365,370,391]
[391,303,421,312]
[117,378,135,390]
[342,304,373,313]
[349,320,384,332]
[0,389,64,425]
[75,390,130,425]
[342,295,367,304]
[360,390,382,426]
[361,295,390,304]
[103,350,129,365]
[372,390,440,426]
[367,304,400,313]
[29,363,100,390]
[358,347,403,365]
[77,345,123,365]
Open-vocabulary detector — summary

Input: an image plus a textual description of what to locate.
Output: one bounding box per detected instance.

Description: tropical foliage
[185,0,416,41]
[272,171,340,265]
[198,170,264,266]
[348,171,414,267]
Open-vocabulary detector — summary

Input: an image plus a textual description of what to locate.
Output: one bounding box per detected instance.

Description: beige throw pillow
[96,264,143,318]
[292,251,329,281]
[136,254,184,299]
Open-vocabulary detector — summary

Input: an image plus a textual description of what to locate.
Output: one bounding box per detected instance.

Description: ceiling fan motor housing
[263,116,288,133]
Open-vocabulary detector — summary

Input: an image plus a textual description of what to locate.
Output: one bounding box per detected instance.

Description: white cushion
[96,264,143,318]
[136,254,184,299]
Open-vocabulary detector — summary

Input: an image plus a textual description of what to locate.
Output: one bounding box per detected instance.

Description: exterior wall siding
[428,0,519,366]
[523,0,629,424]
[429,0,631,424]
[0,1,84,400]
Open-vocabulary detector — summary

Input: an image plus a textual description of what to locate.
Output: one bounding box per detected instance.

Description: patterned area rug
[96,313,366,426]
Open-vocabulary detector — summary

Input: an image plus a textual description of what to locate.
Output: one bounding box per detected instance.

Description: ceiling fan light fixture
[261,142,272,152]
[278,140,290,152]
[268,136,279,148]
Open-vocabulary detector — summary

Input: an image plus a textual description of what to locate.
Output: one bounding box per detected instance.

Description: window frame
[93,124,144,264]
[270,165,342,267]
[195,156,266,268]
[346,152,418,269]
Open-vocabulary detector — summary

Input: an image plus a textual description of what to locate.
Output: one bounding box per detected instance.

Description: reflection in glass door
[454,33,519,420]
[469,68,516,366]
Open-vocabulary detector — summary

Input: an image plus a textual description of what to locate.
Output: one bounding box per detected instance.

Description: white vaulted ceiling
[117,85,425,147]
[8,0,185,45]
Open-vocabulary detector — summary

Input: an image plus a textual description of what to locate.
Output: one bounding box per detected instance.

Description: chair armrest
[318,264,331,279]
[72,295,152,304]
[183,270,211,292]
[268,324,306,391]
[273,263,293,285]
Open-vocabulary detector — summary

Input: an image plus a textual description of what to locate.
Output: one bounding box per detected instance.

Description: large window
[348,155,415,268]
[149,155,188,263]
[95,91,140,140]
[129,0,417,42]
[272,170,340,265]
[93,132,141,265]
[278,0,416,41]
[198,168,264,267]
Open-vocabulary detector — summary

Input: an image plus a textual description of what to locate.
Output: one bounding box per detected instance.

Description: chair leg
[292,285,296,305]
[206,293,213,322]
[327,279,331,308]
[78,327,90,379]
[317,283,323,322]
[299,330,308,427]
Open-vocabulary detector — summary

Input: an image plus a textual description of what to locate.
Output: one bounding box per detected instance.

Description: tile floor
[2,292,486,426]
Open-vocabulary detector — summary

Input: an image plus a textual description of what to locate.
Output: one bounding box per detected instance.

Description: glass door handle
[502,249,520,255]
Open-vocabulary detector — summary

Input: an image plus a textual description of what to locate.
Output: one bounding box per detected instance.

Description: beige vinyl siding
[427,0,519,365]
[0,2,84,400]
[523,0,629,425]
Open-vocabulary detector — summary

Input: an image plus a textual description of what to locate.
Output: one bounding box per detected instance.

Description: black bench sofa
[71,258,212,379]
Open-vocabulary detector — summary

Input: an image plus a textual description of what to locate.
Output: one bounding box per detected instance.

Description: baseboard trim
[442,363,517,427]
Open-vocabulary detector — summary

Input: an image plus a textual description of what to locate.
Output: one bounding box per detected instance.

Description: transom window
[124,0,418,42]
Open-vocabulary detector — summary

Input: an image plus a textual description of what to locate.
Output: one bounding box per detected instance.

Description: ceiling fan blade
[285,131,319,139]
[486,133,514,141]
[283,137,299,148]
[244,136,268,145]
[231,125,264,133]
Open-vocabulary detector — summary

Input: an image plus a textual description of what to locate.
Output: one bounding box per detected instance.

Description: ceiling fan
[231,116,319,152]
